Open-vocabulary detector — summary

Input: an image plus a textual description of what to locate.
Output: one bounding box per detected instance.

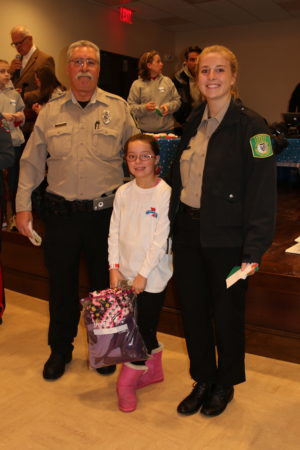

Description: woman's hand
[131,274,147,294]
[160,104,169,116]
[145,102,156,111]
[241,262,258,276]
[109,269,125,288]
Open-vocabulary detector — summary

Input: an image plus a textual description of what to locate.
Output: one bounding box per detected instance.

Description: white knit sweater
[108,178,172,293]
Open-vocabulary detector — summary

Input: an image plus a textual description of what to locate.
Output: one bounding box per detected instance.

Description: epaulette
[102,91,127,104]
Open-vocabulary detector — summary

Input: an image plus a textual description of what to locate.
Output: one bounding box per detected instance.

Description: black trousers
[173,208,247,386]
[44,208,112,355]
[136,290,166,355]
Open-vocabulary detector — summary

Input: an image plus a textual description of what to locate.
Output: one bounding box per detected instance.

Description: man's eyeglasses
[125,153,156,162]
[11,36,28,47]
[69,58,98,67]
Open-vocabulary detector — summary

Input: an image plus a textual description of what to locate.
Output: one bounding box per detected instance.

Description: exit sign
[119,7,134,24]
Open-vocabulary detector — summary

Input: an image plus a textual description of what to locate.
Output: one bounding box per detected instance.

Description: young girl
[108,133,172,412]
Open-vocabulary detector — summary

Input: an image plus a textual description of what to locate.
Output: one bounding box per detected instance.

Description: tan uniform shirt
[16,88,139,212]
[180,99,230,208]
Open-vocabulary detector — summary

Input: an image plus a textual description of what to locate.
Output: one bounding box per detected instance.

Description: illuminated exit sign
[119,7,134,24]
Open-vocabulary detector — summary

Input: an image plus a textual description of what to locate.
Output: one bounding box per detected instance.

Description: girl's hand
[109,269,125,288]
[160,104,169,116]
[145,102,156,111]
[32,103,42,114]
[132,274,147,294]
[2,113,15,122]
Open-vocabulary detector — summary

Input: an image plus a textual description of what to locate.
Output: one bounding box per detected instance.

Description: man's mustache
[75,72,93,80]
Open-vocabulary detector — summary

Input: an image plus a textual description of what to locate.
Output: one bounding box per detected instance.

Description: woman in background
[127,50,181,134]
[169,45,276,418]
[25,67,66,115]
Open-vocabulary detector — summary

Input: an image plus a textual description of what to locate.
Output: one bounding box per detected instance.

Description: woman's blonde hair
[138,50,159,81]
[197,45,239,98]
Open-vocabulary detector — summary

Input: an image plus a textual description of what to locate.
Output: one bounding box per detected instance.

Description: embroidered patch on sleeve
[250,134,273,158]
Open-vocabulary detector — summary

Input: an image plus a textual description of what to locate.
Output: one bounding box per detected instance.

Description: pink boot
[116,362,147,412]
[137,344,164,389]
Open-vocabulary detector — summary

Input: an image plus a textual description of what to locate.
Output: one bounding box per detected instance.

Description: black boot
[43,351,72,380]
[177,382,211,416]
[201,384,234,417]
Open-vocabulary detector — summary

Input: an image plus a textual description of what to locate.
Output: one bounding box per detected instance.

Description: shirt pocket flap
[46,125,73,137]
[93,127,118,137]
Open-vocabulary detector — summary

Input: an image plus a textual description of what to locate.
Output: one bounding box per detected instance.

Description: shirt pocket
[92,126,119,160]
[46,125,73,158]
[180,148,194,188]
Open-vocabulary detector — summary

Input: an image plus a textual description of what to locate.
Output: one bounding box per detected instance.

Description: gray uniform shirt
[180,98,230,208]
[16,88,139,212]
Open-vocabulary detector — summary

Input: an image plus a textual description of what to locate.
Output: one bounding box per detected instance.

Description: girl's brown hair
[124,133,160,156]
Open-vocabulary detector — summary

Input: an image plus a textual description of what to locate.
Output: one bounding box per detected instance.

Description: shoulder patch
[249,134,273,158]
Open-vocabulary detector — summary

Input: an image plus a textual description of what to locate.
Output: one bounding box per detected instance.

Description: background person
[16,40,138,381]
[127,50,181,134]
[109,133,172,413]
[0,115,15,323]
[24,66,66,115]
[173,45,202,130]
[288,83,300,112]
[169,45,276,418]
[9,25,55,140]
[0,59,25,227]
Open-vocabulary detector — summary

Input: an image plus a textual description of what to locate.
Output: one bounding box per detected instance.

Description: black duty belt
[44,191,116,215]
[180,202,201,220]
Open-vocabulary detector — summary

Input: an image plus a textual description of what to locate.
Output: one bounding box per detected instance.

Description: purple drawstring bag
[81,287,148,368]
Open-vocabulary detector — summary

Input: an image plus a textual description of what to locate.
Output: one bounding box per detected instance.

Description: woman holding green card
[169,45,276,418]
[127,50,181,134]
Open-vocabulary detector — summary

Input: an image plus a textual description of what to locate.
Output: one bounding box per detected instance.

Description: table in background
[276,138,300,184]
[156,137,180,178]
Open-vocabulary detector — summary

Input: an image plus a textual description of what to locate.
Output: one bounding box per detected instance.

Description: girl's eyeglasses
[125,153,156,162]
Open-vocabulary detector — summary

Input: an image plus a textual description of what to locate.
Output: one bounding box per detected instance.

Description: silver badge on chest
[102,110,111,125]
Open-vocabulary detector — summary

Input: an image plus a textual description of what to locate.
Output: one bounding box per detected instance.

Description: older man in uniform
[16,40,139,380]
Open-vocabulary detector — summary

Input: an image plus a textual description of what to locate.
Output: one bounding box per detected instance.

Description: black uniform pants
[173,208,247,386]
[44,207,112,355]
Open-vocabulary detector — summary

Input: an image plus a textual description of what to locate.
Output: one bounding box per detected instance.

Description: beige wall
[1,0,175,87]
[174,18,300,123]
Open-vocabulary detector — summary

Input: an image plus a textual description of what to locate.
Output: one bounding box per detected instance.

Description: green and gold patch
[249,134,273,158]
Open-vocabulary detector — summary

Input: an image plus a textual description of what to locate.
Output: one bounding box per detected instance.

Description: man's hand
[16,211,33,238]
[131,273,147,294]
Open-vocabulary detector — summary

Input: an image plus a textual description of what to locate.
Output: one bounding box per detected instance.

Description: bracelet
[109,264,119,270]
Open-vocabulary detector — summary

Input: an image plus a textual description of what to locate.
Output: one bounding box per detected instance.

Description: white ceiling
[92,0,300,31]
